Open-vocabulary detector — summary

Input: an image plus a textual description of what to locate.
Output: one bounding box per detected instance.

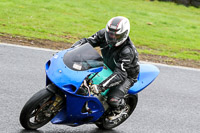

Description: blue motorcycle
[20,43,159,130]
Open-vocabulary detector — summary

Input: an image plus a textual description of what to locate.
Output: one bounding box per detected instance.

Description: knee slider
[108,97,124,108]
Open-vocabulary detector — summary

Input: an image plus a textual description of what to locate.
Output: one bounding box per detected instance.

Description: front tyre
[96,94,138,130]
[20,87,63,130]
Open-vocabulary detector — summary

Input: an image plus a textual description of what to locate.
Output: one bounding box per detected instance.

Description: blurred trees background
[157,0,200,7]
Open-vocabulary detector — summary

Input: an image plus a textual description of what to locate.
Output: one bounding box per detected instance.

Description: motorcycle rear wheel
[96,94,138,130]
[20,88,63,130]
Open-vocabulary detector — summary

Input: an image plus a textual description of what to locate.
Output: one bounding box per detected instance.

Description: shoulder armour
[121,46,132,55]
[97,28,106,39]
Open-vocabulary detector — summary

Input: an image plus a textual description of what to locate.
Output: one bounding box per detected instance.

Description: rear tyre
[20,87,63,130]
[96,94,138,130]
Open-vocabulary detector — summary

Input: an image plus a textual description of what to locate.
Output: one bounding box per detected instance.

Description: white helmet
[105,16,130,47]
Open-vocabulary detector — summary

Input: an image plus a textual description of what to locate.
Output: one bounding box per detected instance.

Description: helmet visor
[105,30,127,46]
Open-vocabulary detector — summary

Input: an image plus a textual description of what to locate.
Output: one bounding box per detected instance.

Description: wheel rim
[103,104,131,128]
[28,97,54,126]
[100,95,137,129]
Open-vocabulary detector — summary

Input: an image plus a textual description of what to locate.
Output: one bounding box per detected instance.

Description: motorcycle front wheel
[20,87,63,130]
[96,94,138,130]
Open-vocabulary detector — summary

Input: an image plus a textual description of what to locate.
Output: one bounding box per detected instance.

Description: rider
[72,16,140,115]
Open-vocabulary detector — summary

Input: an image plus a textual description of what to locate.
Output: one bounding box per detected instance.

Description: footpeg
[108,111,127,121]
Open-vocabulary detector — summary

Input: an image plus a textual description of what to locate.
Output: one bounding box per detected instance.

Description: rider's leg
[107,78,134,110]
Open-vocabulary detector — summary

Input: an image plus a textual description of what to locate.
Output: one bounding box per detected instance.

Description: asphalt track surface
[0,43,199,133]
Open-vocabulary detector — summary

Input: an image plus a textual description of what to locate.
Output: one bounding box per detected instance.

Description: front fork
[45,84,65,116]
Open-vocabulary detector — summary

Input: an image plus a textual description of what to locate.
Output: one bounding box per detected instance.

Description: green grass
[0,0,200,61]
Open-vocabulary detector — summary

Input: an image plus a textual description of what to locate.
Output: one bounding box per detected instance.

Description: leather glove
[71,38,87,48]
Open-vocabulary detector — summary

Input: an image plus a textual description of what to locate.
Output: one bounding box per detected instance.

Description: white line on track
[0,42,59,52]
[1,42,200,71]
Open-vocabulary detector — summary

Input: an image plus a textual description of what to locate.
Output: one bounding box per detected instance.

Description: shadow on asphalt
[19,128,122,133]
[19,129,44,133]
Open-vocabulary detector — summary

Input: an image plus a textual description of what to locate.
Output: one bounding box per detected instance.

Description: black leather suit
[72,28,140,109]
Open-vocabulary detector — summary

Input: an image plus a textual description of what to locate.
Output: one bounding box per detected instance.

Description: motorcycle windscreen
[63,43,104,71]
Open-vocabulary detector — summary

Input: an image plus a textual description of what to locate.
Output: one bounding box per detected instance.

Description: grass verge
[0,0,199,62]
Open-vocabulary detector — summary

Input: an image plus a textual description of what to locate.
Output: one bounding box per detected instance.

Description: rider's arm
[99,46,135,89]
[71,29,105,48]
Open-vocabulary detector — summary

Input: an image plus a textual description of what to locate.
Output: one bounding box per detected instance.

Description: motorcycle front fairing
[45,44,106,125]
